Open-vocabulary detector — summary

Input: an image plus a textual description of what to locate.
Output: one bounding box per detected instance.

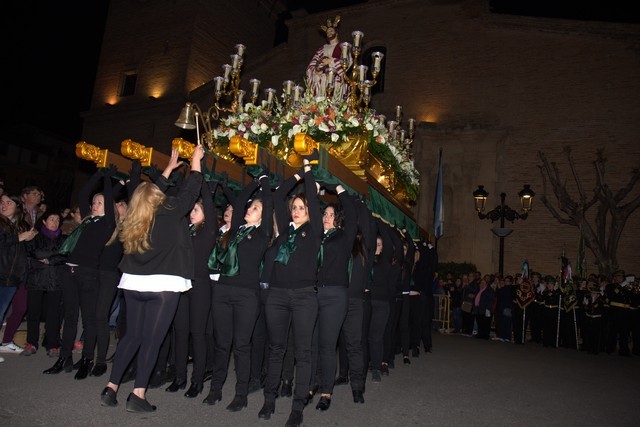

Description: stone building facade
[81,0,640,276]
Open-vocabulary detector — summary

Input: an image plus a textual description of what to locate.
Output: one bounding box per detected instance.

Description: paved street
[1,331,638,426]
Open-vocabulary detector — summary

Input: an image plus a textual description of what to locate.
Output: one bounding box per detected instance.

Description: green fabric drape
[274,224,302,265]
[366,188,419,239]
[58,216,100,256]
[317,227,336,270]
[215,225,255,277]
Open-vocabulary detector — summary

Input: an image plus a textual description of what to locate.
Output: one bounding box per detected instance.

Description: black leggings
[109,290,180,389]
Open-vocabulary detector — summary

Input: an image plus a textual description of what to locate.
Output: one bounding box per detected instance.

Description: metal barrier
[433,293,451,334]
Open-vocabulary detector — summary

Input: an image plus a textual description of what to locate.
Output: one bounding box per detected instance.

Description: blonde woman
[100,146,204,412]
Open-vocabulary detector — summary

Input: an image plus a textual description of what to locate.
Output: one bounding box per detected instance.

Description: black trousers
[362,296,389,374]
[311,286,348,395]
[420,293,434,351]
[282,323,295,382]
[337,296,364,391]
[109,290,180,389]
[250,290,269,382]
[94,270,120,364]
[512,306,527,344]
[560,310,577,349]
[263,287,318,411]
[607,307,631,355]
[543,308,560,347]
[461,310,474,335]
[394,295,411,356]
[173,278,211,384]
[211,284,259,396]
[409,293,422,351]
[582,317,602,354]
[26,289,61,350]
[60,265,98,359]
[529,303,544,343]
[475,313,491,339]
[382,297,397,364]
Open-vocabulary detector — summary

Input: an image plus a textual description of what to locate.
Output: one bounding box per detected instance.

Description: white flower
[271,135,280,146]
[331,133,339,142]
[318,122,330,132]
[251,123,261,134]
[228,129,236,138]
[348,117,359,127]
[260,123,268,132]
[308,118,315,127]
[365,122,374,131]
[238,123,246,132]
[293,124,302,134]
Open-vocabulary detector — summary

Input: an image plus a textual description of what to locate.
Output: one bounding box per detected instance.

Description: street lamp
[473,184,535,276]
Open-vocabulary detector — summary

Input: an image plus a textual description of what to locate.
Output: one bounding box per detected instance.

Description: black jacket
[119,172,203,278]
[25,232,67,291]
[0,221,28,287]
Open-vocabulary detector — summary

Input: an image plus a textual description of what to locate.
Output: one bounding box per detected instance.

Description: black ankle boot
[75,357,94,380]
[43,356,73,374]
[285,409,303,427]
[316,395,331,411]
[202,389,222,405]
[91,362,107,377]
[184,382,203,398]
[279,379,293,397]
[258,400,275,420]
[352,389,365,404]
[166,379,187,392]
[226,395,248,412]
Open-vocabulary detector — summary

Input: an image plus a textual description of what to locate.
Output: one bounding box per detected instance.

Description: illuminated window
[121,71,138,97]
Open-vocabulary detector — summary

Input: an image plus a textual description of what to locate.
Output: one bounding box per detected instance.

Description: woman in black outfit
[100,146,204,412]
[44,168,116,378]
[258,157,321,427]
[311,183,356,411]
[335,196,374,402]
[204,172,272,410]
[165,175,217,398]
[23,211,66,356]
[91,166,140,377]
[363,218,395,382]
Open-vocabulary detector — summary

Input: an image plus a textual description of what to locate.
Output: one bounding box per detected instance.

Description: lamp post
[472,184,535,276]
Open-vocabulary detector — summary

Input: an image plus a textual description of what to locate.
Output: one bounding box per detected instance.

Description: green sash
[317,228,336,270]
[58,216,100,256]
[274,224,302,265]
[217,225,255,277]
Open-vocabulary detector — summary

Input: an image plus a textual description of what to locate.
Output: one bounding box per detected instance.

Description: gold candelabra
[339,31,384,113]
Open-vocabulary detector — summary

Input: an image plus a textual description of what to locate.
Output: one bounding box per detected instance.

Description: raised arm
[77,170,102,218]
[303,160,323,237]
[200,179,218,236]
[376,218,393,263]
[337,186,357,245]
[273,173,302,237]
[258,175,273,240]
[231,179,259,231]
[173,146,205,217]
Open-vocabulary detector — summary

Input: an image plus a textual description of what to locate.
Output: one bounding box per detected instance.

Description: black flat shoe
[184,382,203,398]
[403,356,411,365]
[165,379,187,392]
[126,393,156,413]
[91,362,108,377]
[380,363,389,376]
[226,395,248,412]
[43,356,73,374]
[100,387,118,407]
[202,389,222,405]
[316,395,331,411]
[258,400,275,420]
[352,390,365,404]
[279,379,293,397]
[285,409,303,427]
[334,375,349,385]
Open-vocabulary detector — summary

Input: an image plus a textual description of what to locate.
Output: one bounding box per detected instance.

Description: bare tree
[538,147,640,277]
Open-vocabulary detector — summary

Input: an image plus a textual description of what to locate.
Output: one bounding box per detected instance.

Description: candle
[340,42,352,60]
[388,120,397,133]
[327,67,336,84]
[395,105,402,121]
[408,118,416,132]
[222,64,232,82]
[399,129,407,142]
[283,80,293,95]
[352,30,364,49]
[293,85,302,102]
[371,51,384,73]
[265,88,276,106]
[378,114,386,124]
[250,79,261,98]
[363,83,371,99]
[230,54,240,71]
[214,76,224,93]
[357,65,368,83]
[237,89,246,108]
[235,44,246,57]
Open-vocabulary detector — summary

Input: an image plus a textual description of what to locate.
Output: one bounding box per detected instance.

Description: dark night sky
[4,1,638,142]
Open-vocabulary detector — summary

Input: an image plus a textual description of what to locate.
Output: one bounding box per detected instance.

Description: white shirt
[119,273,192,293]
